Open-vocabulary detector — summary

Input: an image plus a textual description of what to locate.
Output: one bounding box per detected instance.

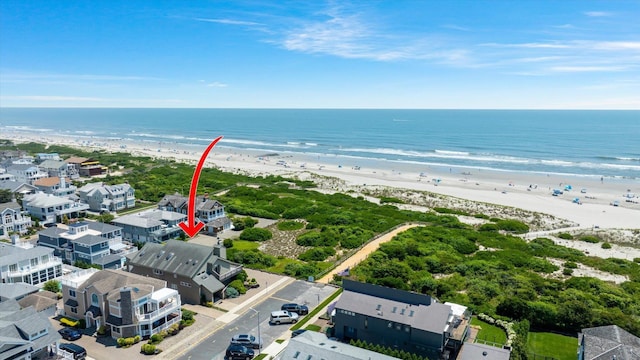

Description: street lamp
[249,307,261,354]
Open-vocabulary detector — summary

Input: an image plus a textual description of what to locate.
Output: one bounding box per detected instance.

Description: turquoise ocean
[0,108,639,179]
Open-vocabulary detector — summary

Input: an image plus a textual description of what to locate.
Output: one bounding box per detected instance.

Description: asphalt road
[182,280,337,360]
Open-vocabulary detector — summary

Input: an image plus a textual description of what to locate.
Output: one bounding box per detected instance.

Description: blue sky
[1,0,639,109]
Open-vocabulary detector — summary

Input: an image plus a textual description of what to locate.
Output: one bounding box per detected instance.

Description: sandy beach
[3,131,639,236]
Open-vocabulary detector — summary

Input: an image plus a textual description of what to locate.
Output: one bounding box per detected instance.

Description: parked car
[225,344,255,360]
[269,310,299,325]
[231,333,262,349]
[281,303,309,315]
[291,329,307,338]
[58,327,82,341]
[59,343,87,360]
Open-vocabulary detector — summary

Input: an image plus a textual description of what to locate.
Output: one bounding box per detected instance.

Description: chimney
[60,176,66,188]
[120,288,134,325]
[213,243,226,259]
[202,193,209,202]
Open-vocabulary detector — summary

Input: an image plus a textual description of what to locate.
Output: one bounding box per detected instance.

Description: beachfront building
[158,193,232,236]
[65,156,106,177]
[37,221,131,269]
[0,201,32,239]
[33,176,77,197]
[4,163,49,184]
[112,209,186,243]
[125,240,242,304]
[60,268,182,339]
[0,298,62,360]
[332,280,470,359]
[0,243,63,286]
[78,181,136,213]
[35,153,61,162]
[22,192,89,225]
[37,159,68,177]
[0,282,40,302]
[578,325,640,360]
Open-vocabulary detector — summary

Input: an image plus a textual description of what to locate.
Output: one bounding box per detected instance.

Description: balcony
[6,257,63,277]
[137,301,181,321]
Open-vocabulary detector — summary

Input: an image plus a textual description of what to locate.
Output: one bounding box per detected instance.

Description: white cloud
[206,82,228,87]
[584,11,612,17]
[194,18,262,26]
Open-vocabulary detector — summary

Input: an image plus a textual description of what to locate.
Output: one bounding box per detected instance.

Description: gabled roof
[0,202,21,212]
[0,283,39,301]
[158,194,187,209]
[113,213,163,228]
[6,163,39,171]
[86,221,121,233]
[0,180,38,193]
[65,156,90,164]
[127,240,214,278]
[38,159,66,169]
[73,234,107,246]
[158,194,225,211]
[17,291,58,312]
[23,192,73,207]
[580,325,640,360]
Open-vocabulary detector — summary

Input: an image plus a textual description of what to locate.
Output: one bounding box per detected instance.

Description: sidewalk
[158,275,295,359]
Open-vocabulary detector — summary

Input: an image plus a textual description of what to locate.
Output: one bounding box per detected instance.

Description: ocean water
[1,108,639,179]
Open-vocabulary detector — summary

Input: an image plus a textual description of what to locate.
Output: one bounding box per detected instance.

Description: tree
[43,280,60,293]
[0,189,12,203]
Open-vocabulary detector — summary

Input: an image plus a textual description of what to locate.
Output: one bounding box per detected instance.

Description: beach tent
[564,185,573,191]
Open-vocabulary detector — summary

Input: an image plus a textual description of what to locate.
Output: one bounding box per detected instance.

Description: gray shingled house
[125,240,243,304]
[579,325,640,360]
[332,280,470,359]
[0,299,62,359]
[157,193,232,236]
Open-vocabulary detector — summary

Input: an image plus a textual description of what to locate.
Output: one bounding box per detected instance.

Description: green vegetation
[43,280,60,293]
[580,235,600,243]
[379,196,405,204]
[277,220,305,231]
[471,317,507,346]
[349,339,428,360]
[239,227,272,241]
[601,242,612,249]
[305,324,322,331]
[558,232,573,240]
[527,332,578,360]
[180,308,196,327]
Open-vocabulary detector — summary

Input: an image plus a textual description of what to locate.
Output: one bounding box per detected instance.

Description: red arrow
[178,135,223,238]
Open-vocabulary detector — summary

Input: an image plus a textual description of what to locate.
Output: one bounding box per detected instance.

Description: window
[170,284,178,290]
[71,307,77,314]
[69,289,76,297]
[180,281,191,287]
[31,258,38,266]
[91,293,99,306]
[9,264,17,272]
[153,269,163,275]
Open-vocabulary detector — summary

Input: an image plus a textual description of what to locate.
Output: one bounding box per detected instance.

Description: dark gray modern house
[332,280,470,359]
[578,325,640,360]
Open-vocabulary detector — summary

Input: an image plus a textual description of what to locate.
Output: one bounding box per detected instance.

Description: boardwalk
[317,223,422,283]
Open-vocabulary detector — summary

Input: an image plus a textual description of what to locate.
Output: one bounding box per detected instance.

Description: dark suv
[58,327,82,341]
[281,303,309,315]
[225,344,255,360]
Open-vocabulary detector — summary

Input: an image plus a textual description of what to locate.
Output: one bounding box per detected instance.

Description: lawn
[470,317,507,346]
[229,240,260,251]
[527,332,578,360]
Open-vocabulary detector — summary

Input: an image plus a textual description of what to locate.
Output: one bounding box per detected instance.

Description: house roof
[157,194,187,209]
[0,283,39,300]
[158,194,225,211]
[113,213,163,228]
[38,159,66,169]
[0,299,61,351]
[127,240,214,278]
[38,226,66,237]
[92,253,124,267]
[0,244,55,268]
[65,156,90,164]
[457,343,511,360]
[206,217,231,227]
[335,290,451,333]
[0,201,21,212]
[86,221,121,233]
[281,330,400,360]
[0,180,37,193]
[580,325,640,360]
[192,273,224,293]
[23,192,72,207]
[17,291,58,312]
[73,234,107,246]
[106,284,155,302]
[33,176,68,187]
[78,269,166,297]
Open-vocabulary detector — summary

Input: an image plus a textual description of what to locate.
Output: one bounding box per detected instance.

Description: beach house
[0,298,62,360]
[157,193,232,236]
[332,280,470,359]
[65,156,106,177]
[22,192,89,225]
[37,221,130,269]
[112,209,186,243]
[33,176,77,197]
[0,201,32,239]
[37,158,68,177]
[578,325,640,360]
[78,181,136,213]
[125,239,243,304]
[0,243,63,286]
[60,268,182,339]
[4,163,49,184]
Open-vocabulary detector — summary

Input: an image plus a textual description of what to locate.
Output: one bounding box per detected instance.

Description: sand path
[317,223,422,283]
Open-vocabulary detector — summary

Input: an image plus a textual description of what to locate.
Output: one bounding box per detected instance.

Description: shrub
[473,213,490,219]
[558,232,573,240]
[479,223,500,232]
[229,279,247,294]
[495,219,529,233]
[239,228,272,241]
[124,337,135,346]
[601,242,612,249]
[97,325,107,335]
[298,247,336,261]
[277,220,305,231]
[634,258,640,263]
[134,335,141,343]
[580,235,600,243]
[43,280,60,293]
[564,261,578,269]
[150,333,163,344]
[225,286,240,298]
[563,268,574,276]
[141,343,157,355]
[223,238,233,248]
